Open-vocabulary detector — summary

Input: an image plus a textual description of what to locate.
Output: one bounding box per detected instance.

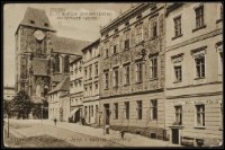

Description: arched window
[54,54,60,72]
[64,55,69,72]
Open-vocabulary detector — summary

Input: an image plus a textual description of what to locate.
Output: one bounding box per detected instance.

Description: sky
[3,3,136,87]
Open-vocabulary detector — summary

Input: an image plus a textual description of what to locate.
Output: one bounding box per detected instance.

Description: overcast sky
[4,3,136,87]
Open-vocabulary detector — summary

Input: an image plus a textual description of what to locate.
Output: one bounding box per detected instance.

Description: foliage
[32,99,49,119]
[11,90,33,119]
[3,99,11,117]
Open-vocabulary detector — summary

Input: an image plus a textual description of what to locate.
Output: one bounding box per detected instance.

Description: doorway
[104,104,110,125]
[171,128,179,144]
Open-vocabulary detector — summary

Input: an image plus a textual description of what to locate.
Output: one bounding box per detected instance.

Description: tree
[11,90,33,119]
[3,99,11,117]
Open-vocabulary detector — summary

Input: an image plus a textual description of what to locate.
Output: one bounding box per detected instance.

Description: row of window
[49,93,58,103]
[104,3,157,38]
[104,56,158,89]
[112,99,158,120]
[84,105,99,118]
[175,104,207,127]
[70,80,82,89]
[111,101,221,128]
[83,47,100,62]
[172,48,223,82]
[70,68,82,76]
[70,97,82,105]
[84,62,99,80]
[104,15,160,58]
[173,4,223,38]
[84,82,99,97]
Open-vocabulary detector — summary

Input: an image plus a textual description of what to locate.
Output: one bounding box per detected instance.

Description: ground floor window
[125,102,130,120]
[196,104,205,127]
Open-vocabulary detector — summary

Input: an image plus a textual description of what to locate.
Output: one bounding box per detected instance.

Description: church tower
[15,7,56,101]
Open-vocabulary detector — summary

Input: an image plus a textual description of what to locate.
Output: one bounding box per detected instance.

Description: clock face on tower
[34,30,45,41]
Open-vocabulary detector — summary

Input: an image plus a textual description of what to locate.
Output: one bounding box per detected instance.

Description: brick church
[15,7,89,104]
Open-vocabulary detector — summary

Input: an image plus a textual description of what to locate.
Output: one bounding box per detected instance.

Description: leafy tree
[11,90,33,119]
[3,99,11,117]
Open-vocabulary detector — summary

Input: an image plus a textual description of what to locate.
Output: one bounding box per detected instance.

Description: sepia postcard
[2,2,223,148]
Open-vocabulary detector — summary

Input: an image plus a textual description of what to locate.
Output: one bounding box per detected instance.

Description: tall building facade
[15,7,89,103]
[99,3,167,139]
[164,3,223,146]
[82,39,101,125]
[69,56,83,123]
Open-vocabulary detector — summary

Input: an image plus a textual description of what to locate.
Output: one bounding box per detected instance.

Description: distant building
[165,3,223,146]
[99,3,167,139]
[69,56,83,123]
[15,7,89,104]
[48,76,70,121]
[82,39,100,125]
[4,86,16,101]
[60,92,70,122]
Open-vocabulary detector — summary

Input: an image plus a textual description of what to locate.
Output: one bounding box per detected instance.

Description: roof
[51,35,90,55]
[51,73,68,83]
[16,7,55,34]
[31,59,48,76]
[81,38,100,53]
[70,55,82,65]
[60,91,70,98]
[48,76,70,94]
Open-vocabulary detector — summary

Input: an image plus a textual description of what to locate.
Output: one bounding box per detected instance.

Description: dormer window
[30,20,35,24]
[44,23,49,27]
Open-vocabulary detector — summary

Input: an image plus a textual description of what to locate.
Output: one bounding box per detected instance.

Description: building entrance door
[104,104,110,125]
[171,129,179,144]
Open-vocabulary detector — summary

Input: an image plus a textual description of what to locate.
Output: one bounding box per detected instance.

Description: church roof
[32,59,48,76]
[17,7,55,34]
[48,76,70,94]
[51,35,90,55]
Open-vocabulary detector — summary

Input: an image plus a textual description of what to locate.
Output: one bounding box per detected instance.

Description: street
[3,119,181,148]
[3,119,123,147]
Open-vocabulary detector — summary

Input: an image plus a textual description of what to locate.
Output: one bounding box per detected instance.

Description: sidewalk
[42,120,182,147]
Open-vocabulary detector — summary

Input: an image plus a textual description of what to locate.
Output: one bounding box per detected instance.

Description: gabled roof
[51,35,90,55]
[31,59,48,76]
[60,91,70,98]
[16,7,56,34]
[48,76,70,94]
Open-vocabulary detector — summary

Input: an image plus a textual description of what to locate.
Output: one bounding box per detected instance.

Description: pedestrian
[54,117,57,126]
